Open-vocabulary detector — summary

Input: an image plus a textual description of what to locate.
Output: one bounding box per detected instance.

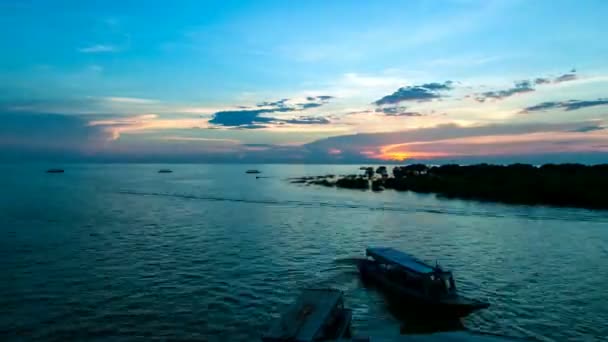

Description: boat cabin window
[440,274,455,294]
[428,273,455,296]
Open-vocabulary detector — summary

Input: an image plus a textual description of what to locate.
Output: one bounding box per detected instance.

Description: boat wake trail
[116,190,606,222]
[332,257,366,266]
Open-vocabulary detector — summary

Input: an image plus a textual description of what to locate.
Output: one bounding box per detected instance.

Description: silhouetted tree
[376,166,388,178]
[365,167,374,178]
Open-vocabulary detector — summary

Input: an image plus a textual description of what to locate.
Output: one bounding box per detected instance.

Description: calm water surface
[1,164,607,341]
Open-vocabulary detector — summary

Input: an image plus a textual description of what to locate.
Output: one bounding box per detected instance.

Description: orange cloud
[88,114,210,140]
[377,144,451,161]
[373,130,608,161]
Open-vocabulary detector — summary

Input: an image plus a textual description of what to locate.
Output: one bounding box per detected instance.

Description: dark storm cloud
[373,81,453,105]
[474,80,534,102]
[375,107,424,117]
[522,98,608,113]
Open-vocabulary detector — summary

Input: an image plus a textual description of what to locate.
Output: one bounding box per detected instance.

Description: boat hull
[357,260,488,318]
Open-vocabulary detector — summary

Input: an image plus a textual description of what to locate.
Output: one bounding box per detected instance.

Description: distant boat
[246,169,261,174]
[46,169,64,173]
[262,288,363,342]
[358,247,489,318]
[158,169,173,173]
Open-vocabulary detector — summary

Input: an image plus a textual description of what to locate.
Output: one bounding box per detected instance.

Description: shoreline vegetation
[289,163,608,210]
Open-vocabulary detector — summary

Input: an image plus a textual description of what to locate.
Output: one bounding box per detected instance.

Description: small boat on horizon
[158,169,173,173]
[262,288,365,342]
[358,247,489,318]
[246,169,261,174]
[46,169,64,173]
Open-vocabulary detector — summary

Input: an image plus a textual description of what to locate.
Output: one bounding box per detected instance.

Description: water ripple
[1,165,607,341]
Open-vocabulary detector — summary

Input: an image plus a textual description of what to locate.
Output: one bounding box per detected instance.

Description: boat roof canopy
[366,247,441,275]
[263,289,343,342]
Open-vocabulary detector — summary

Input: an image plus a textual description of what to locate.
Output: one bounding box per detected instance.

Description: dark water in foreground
[1,164,607,341]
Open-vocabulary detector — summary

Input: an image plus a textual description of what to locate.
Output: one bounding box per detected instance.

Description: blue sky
[1,0,608,163]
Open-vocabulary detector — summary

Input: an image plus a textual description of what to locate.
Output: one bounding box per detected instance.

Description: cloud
[373,81,453,105]
[303,121,608,162]
[209,108,292,127]
[554,73,577,83]
[284,116,331,124]
[88,114,208,140]
[209,108,332,128]
[306,95,334,101]
[162,136,240,143]
[563,99,608,110]
[522,98,608,113]
[474,80,534,102]
[521,101,559,112]
[3,111,605,163]
[78,44,118,53]
[477,70,578,102]
[375,107,424,117]
[237,124,268,129]
[300,103,323,109]
[209,96,334,128]
[257,98,289,108]
[103,97,159,104]
[419,82,453,91]
[243,143,273,148]
[0,111,110,160]
[534,78,551,85]
[569,125,605,133]
[0,95,164,115]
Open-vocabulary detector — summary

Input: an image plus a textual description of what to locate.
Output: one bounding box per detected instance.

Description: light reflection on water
[1,164,607,341]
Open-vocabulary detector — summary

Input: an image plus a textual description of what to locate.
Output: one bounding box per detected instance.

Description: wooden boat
[358,247,489,318]
[46,169,64,173]
[262,289,358,342]
[246,169,261,174]
[158,169,173,173]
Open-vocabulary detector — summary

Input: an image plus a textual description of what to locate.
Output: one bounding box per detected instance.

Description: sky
[1,0,608,163]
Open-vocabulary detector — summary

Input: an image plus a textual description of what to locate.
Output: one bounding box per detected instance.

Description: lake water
[1,164,607,341]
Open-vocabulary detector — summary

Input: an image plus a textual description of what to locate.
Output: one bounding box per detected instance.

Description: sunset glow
[1,1,607,163]
[377,144,453,161]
